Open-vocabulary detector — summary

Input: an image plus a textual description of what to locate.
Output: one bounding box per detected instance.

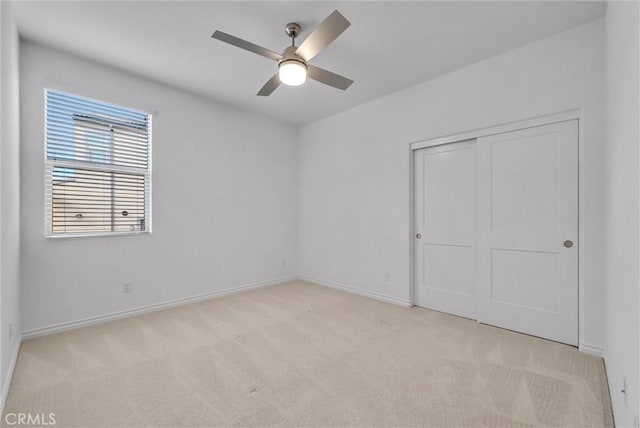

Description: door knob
[563,240,574,248]
[416,233,422,239]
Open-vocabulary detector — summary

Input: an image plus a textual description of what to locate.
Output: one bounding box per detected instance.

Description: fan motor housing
[280,46,307,67]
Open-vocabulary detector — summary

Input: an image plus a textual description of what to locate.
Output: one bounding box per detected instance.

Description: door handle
[563,240,574,248]
[416,233,422,239]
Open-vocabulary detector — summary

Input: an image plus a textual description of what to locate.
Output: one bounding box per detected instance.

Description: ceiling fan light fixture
[278,59,307,86]
[211,10,353,96]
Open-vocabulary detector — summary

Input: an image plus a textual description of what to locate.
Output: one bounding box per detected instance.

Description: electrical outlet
[123,282,132,293]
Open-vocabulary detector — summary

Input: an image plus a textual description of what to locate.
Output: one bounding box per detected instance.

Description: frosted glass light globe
[279,60,307,86]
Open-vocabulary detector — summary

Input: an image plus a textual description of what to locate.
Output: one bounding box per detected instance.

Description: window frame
[43,89,153,239]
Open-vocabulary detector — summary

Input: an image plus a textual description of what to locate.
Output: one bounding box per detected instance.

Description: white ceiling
[12,1,606,126]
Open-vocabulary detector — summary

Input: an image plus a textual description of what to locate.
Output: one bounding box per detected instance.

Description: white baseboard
[22,276,297,339]
[1,336,22,414]
[298,275,412,307]
[579,342,605,358]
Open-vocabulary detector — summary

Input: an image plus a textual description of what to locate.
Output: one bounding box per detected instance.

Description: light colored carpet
[4,281,612,427]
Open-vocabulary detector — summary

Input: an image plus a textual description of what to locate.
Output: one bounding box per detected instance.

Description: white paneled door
[414,140,477,320]
[414,120,578,345]
[476,121,578,345]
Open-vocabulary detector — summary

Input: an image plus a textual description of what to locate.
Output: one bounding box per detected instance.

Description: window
[45,89,151,237]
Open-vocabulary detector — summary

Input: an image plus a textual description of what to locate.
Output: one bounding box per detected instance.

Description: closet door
[414,141,477,319]
[476,120,578,345]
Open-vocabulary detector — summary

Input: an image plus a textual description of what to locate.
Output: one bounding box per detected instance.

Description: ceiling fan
[211,10,354,96]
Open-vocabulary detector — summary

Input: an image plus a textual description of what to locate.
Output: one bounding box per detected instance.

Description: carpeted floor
[4,281,613,427]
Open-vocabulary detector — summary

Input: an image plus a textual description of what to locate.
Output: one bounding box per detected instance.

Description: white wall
[603,2,640,426]
[0,0,22,408]
[20,41,298,334]
[299,20,605,351]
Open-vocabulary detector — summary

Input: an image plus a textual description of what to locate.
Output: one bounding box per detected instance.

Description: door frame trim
[409,108,589,351]
[410,109,580,150]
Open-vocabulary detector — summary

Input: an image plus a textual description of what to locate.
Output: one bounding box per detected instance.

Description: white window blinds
[45,89,152,237]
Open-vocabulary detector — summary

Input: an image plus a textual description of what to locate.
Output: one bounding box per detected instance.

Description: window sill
[45,230,152,240]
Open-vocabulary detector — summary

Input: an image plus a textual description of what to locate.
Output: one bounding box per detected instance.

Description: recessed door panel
[424,244,474,296]
[490,248,560,313]
[490,134,559,233]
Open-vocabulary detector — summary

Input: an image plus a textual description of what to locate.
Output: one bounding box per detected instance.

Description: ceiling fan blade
[307,65,353,91]
[295,10,350,61]
[257,74,281,96]
[212,30,282,62]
